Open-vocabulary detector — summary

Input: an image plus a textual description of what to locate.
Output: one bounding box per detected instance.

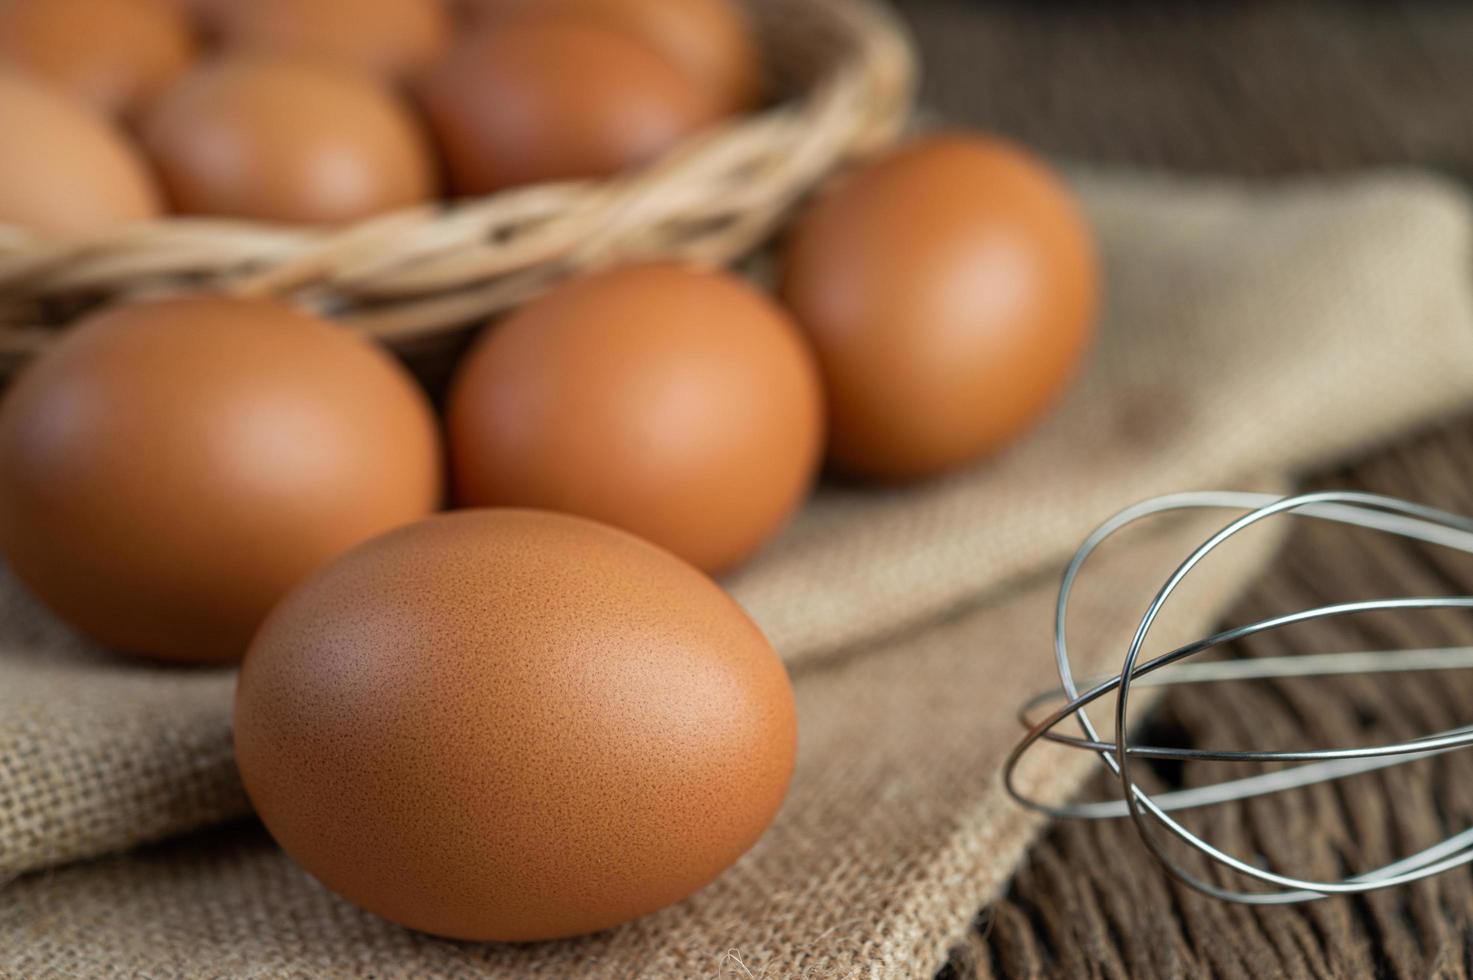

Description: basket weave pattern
[0,0,916,378]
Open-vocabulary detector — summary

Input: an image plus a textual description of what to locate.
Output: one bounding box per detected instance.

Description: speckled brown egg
[208,0,448,81]
[0,70,160,237]
[782,133,1099,480]
[447,263,824,573]
[417,18,719,194]
[142,58,437,224]
[465,0,760,113]
[0,0,195,117]
[0,296,442,663]
[234,508,797,942]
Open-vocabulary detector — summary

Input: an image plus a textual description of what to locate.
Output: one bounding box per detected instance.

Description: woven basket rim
[0,0,918,375]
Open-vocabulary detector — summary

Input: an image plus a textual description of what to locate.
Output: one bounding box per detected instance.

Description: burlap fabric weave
[4,170,1473,977]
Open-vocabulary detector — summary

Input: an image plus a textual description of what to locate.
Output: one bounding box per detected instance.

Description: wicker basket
[0,0,916,382]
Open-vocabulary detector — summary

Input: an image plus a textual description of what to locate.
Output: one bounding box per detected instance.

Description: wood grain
[944,417,1473,979]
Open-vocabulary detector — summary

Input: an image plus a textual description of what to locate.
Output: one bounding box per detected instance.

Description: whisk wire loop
[1006,490,1473,904]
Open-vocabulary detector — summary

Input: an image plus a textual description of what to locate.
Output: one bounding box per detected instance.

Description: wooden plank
[944,415,1473,978]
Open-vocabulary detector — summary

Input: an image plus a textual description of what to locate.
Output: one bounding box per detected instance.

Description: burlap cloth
[4,170,1473,977]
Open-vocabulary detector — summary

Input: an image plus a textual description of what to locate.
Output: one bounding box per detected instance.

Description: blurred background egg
[0,70,160,236]
[782,133,1098,480]
[465,0,761,113]
[0,296,442,662]
[142,58,437,224]
[447,263,824,573]
[0,0,195,118]
[207,0,449,82]
[235,508,797,941]
[417,18,720,194]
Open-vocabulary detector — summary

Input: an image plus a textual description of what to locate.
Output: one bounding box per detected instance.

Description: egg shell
[0,71,160,237]
[208,0,448,81]
[447,263,825,573]
[0,296,442,662]
[416,18,719,194]
[235,508,797,941]
[466,0,761,113]
[0,0,195,117]
[782,133,1099,480]
[142,58,438,225]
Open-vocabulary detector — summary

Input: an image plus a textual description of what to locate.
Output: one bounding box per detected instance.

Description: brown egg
[466,0,760,113]
[153,0,229,28]
[235,508,797,941]
[447,264,824,573]
[208,0,448,81]
[142,59,437,225]
[0,296,442,663]
[0,71,160,237]
[0,0,195,118]
[157,0,217,15]
[417,18,719,194]
[781,134,1098,480]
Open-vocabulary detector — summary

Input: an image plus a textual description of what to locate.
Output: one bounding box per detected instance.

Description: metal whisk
[1005,489,1473,905]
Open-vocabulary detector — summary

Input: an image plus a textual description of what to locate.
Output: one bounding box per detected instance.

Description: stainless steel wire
[1004,490,1473,904]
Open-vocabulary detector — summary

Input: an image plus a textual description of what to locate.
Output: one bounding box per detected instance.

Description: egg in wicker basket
[0,0,916,383]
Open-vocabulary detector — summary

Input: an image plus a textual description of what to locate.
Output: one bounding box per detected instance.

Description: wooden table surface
[899,2,1473,976]
[952,418,1473,979]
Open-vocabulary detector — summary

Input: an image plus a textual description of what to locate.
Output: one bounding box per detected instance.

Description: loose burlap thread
[4,170,1473,977]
